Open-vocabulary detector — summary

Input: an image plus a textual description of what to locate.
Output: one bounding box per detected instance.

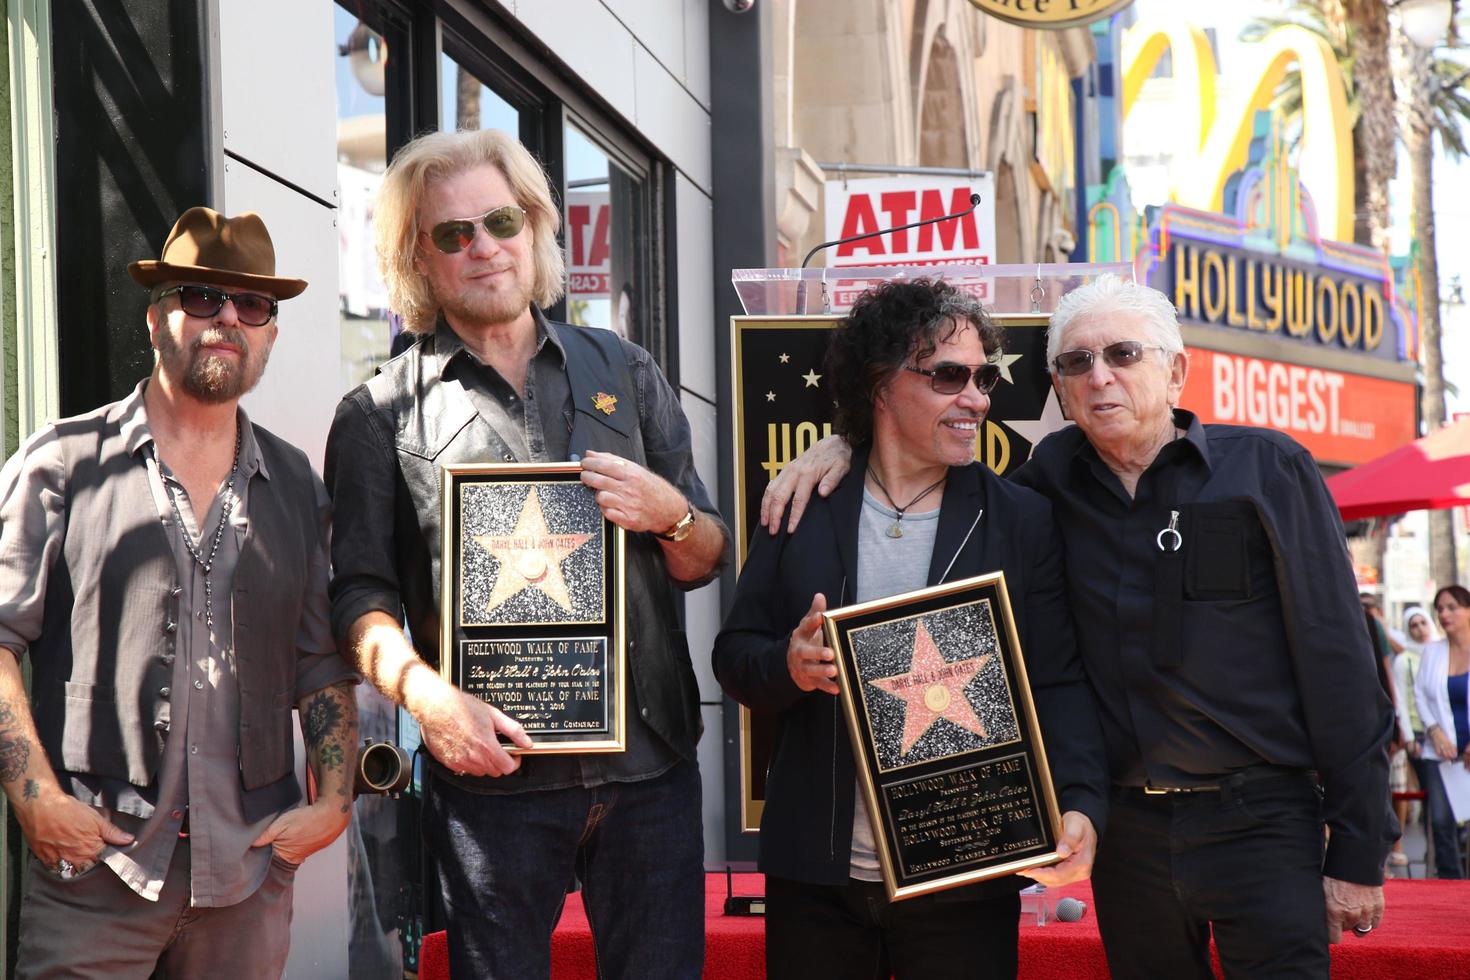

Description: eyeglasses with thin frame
[904,362,1002,395]
[1052,340,1166,377]
[157,285,278,327]
[426,205,527,254]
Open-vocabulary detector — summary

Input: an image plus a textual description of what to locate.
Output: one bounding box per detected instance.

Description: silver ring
[56,859,75,878]
[1156,528,1182,552]
[1352,924,1373,936]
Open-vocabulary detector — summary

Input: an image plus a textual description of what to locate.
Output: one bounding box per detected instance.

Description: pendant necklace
[866,465,946,539]
[153,421,242,630]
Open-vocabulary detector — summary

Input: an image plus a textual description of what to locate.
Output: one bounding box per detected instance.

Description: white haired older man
[761,274,1395,979]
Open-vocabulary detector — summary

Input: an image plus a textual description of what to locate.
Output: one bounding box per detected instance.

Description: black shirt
[1012,410,1393,885]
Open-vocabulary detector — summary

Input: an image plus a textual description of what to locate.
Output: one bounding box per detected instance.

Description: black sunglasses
[427,205,527,254]
[157,285,277,327]
[904,362,1002,395]
[1052,340,1166,377]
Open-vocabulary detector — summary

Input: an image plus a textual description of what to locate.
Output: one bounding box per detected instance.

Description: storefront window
[440,51,519,133]
[335,3,394,390]
[334,4,415,974]
[563,123,657,357]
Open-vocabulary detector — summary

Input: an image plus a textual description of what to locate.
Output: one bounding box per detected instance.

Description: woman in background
[1389,606,1433,871]
[1414,586,1470,879]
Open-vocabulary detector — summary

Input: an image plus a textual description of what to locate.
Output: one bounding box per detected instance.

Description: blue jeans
[1411,754,1464,879]
[424,758,704,980]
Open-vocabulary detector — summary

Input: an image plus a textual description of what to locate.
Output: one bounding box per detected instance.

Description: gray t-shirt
[850,488,940,881]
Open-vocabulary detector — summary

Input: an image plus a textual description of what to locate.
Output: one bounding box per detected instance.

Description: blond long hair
[376,129,566,333]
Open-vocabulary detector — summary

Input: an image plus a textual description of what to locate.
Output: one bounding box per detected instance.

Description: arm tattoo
[22,779,37,801]
[0,699,30,784]
[303,690,347,773]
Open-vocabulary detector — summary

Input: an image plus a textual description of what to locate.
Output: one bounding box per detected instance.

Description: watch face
[663,507,695,541]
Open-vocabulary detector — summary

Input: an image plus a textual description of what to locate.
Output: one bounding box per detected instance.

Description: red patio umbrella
[1326,416,1470,521]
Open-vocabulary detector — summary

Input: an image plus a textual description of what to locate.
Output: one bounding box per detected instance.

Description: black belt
[1117,766,1316,803]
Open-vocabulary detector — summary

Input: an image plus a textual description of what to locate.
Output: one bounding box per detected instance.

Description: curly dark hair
[824,278,1002,445]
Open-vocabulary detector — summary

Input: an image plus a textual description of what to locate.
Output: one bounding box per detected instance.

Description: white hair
[1046,274,1184,370]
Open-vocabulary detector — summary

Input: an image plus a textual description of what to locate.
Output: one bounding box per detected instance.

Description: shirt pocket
[1181,500,1265,601]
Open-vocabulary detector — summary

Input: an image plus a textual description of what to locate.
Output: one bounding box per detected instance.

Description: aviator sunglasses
[1052,340,1165,377]
[427,204,527,254]
[157,285,278,326]
[905,362,1003,395]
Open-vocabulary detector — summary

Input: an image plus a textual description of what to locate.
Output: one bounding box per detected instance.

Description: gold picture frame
[439,462,627,754]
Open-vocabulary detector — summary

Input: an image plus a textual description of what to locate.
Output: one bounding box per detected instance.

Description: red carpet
[418,875,1470,978]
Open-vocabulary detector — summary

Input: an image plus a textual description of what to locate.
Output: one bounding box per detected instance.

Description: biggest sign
[1179,347,1416,467]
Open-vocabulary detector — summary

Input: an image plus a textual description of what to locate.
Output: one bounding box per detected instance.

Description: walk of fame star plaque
[440,463,626,754]
[822,571,1064,900]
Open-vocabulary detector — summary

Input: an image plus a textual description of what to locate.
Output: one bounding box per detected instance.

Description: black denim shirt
[325,314,728,793]
[1012,410,1394,886]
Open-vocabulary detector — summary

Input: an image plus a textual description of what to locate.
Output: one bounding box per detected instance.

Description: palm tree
[1395,16,1470,590]
[1246,3,1470,590]
[1241,1,1395,251]
[1325,1,1398,254]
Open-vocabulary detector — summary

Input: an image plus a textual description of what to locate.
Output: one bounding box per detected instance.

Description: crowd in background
[1364,591,1470,879]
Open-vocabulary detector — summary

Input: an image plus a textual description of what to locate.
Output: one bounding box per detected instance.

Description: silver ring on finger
[1352,924,1373,936]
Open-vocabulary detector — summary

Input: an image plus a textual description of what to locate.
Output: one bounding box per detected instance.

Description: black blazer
[713,445,1109,891]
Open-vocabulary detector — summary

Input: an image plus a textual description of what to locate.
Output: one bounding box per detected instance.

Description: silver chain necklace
[153,422,242,629]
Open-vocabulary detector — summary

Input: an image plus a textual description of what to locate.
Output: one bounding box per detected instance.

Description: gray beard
[156,326,270,404]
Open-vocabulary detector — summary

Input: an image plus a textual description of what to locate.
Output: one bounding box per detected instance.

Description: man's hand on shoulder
[760,435,851,535]
[16,782,134,872]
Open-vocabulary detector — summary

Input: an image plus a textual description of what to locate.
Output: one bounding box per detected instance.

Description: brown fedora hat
[128,206,308,299]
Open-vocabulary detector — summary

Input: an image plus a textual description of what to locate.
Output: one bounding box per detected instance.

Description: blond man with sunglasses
[763,274,1395,979]
[0,207,359,977]
[324,129,730,978]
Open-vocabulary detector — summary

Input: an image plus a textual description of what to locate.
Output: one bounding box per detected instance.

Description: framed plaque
[823,571,1063,900]
[440,463,626,753]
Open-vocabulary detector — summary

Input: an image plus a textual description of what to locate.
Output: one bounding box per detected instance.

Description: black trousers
[1092,776,1329,979]
[764,875,1020,980]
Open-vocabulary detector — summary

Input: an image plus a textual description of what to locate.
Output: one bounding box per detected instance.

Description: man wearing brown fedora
[325,129,729,977]
[0,206,358,977]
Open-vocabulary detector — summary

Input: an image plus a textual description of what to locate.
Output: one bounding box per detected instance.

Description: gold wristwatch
[655,503,697,542]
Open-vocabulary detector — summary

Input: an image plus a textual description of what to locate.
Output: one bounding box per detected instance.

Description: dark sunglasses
[1052,340,1165,377]
[427,205,527,254]
[157,285,277,327]
[904,362,1002,395]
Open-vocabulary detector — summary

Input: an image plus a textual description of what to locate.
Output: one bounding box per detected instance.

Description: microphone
[793,192,984,313]
[1054,897,1088,923]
